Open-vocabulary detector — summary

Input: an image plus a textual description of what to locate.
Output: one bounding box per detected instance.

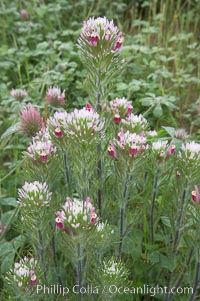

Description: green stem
[38,229,47,283]
[118,206,125,259]
[76,243,83,301]
[151,168,159,244]
[165,188,188,301]
[82,167,88,200]
[64,153,70,188]
[118,173,130,259]
[189,261,200,301]
[172,188,187,254]
[51,233,63,286]
[97,144,102,217]
[97,67,103,216]
[167,247,194,301]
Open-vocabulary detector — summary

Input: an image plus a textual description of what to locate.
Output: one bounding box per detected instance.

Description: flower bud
[129,144,138,157]
[108,141,117,158]
[54,127,62,138]
[89,31,99,46]
[191,185,200,204]
[29,271,38,286]
[55,217,64,229]
[40,151,48,163]
[113,113,121,124]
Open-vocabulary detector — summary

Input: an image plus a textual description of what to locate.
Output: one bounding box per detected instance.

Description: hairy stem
[38,229,47,282]
[151,169,159,244]
[173,189,187,254]
[51,234,63,286]
[118,206,125,259]
[189,261,200,301]
[64,153,70,188]
[167,247,194,301]
[97,68,103,216]
[165,188,187,301]
[97,143,102,217]
[118,174,130,259]
[44,98,49,122]
[76,243,83,301]
[82,168,88,200]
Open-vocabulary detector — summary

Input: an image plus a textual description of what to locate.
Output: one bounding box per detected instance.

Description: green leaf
[0,61,15,68]
[116,83,128,91]
[128,80,141,92]
[139,97,153,106]
[148,251,160,264]
[67,62,78,68]
[1,123,19,140]
[36,41,49,50]
[161,216,171,228]
[12,235,26,250]
[0,197,18,207]
[162,126,175,138]
[134,260,146,275]
[153,104,163,117]
[0,242,14,258]
[160,255,175,272]
[1,252,15,274]
[173,138,183,150]
[1,209,18,225]
[133,230,143,242]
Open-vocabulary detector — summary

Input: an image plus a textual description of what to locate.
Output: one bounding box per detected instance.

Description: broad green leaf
[1,252,15,274]
[36,41,49,50]
[0,197,18,207]
[116,83,128,91]
[162,126,175,137]
[129,80,141,92]
[133,230,143,242]
[153,104,163,117]
[12,235,26,250]
[1,209,18,225]
[0,61,15,68]
[161,216,171,228]
[140,97,153,106]
[1,123,19,140]
[134,260,146,275]
[160,255,175,272]
[148,251,160,264]
[0,242,14,258]
[173,138,183,150]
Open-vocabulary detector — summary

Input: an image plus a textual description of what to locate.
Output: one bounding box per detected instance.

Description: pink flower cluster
[56,197,98,233]
[46,86,65,106]
[18,181,52,207]
[174,128,189,140]
[79,17,123,51]
[20,9,29,19]
[109,97,133,124]
[20,103,44,137]
[6,257,38,287]
[10,88,28,100]
[108,129,147,159]
[27,127,56,163]
[179,141,200,161]
[152,140,176,158]
[121,113,149,133]
[48,107,104,143]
